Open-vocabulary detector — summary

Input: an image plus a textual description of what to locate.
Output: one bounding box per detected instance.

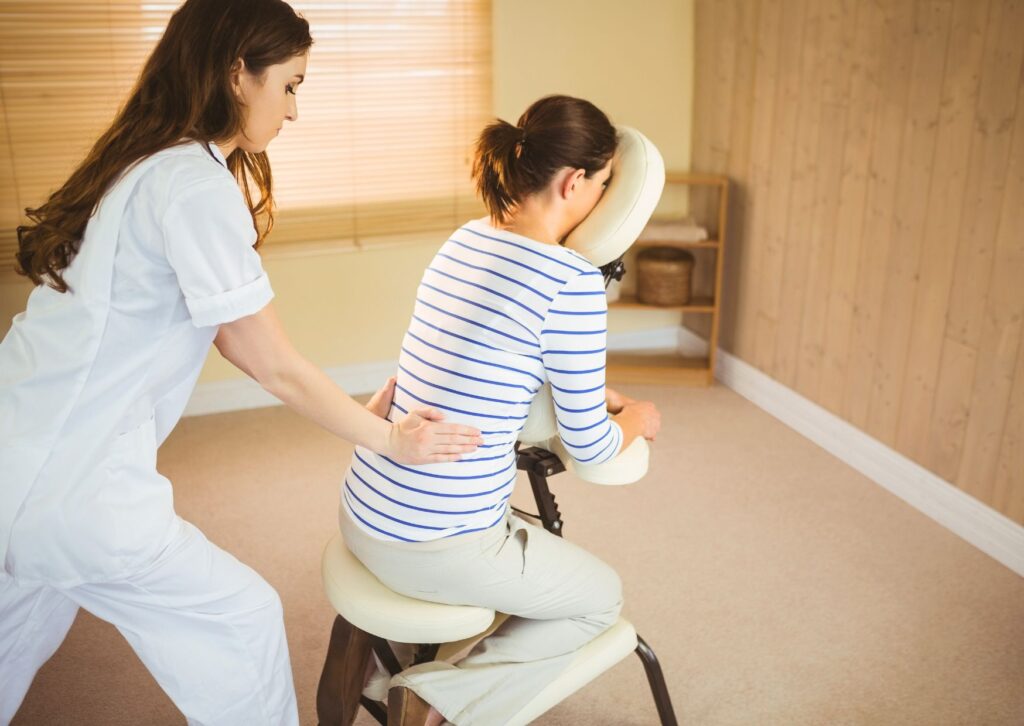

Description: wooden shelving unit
[607,172,729,386]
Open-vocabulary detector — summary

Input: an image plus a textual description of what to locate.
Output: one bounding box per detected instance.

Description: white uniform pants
[341,510,623,726]
[0,519,298,726]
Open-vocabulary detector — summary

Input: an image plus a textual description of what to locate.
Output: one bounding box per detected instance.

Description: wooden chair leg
[369,633,404,675]
[359,696,388,725]
[635,635,679,726]
[316,615,373,726]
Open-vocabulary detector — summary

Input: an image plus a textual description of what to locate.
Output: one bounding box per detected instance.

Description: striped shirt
[343,218,623,542]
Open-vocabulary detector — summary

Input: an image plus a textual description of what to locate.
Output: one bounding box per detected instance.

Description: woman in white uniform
[0,1,481,723]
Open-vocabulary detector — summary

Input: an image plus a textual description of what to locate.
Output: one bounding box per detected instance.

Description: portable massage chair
[317,126,678,725]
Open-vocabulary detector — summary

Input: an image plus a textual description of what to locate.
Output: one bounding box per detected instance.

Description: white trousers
[341,509,623,726]
[0,518,298,726]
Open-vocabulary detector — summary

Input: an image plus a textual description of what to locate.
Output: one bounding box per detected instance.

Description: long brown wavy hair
[16,0,313,292]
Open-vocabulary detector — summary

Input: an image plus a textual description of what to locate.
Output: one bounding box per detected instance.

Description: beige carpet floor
[12,382,1024,725]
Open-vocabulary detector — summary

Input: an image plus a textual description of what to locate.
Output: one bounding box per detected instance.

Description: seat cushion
[321,534,496,644]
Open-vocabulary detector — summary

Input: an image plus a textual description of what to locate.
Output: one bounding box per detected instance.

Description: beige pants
[340,508,623,726]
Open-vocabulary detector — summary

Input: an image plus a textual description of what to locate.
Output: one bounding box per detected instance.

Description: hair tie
[514,129,527,159]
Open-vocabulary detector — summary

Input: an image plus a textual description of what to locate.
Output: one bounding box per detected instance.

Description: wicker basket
[636,247,694,306]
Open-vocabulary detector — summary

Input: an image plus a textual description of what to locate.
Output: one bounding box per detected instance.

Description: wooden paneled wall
[692,0,1024,523]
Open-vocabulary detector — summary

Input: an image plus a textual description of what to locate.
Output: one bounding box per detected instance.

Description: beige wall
[693,0,1024,523]
[494,0,695,337]
[0,279,30,337]
[0,0,695,381]
[492,0,694,215]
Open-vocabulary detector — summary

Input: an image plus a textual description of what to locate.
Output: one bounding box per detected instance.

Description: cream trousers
[340,508,623,726]
[0,518,297,726]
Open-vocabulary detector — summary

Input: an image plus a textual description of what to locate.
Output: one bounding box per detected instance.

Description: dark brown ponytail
[472,95,617,224]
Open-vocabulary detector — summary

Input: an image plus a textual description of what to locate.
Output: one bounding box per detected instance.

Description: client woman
[340,95,662,726]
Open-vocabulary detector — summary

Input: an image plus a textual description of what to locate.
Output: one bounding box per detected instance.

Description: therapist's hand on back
[363,375,483,464]
[387,406,484,465]
[365,375,397,418]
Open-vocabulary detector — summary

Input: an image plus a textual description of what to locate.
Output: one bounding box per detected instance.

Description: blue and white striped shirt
[343,218,623,542]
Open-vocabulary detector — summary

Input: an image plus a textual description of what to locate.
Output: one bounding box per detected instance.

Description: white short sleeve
[162,179,273,327]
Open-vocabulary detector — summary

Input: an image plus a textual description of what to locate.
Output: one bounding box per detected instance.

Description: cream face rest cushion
[518,126,666,486]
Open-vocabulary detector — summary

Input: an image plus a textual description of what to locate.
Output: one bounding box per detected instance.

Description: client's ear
[559,168,587,200]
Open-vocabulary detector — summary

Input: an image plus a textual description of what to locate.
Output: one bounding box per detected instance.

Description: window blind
[0,0,492,277]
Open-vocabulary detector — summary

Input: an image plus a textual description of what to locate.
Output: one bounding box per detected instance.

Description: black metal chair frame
[316,443,679,725]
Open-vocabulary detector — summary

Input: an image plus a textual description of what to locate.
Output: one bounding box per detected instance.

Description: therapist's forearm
[262,354,392,454]
[214,303,393,454]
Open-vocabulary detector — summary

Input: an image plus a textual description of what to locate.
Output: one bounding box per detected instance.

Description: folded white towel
[638,218,708,243]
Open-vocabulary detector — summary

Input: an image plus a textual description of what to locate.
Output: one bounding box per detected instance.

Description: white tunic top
[0,141,273,585]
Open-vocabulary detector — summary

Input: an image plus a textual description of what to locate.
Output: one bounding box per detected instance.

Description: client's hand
[366,376,397,418]
[614,400,661,442]
[387,407,484,465]
[605,386,636,414]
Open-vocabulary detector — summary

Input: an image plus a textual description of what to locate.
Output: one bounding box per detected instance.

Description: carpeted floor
[12,383,1024,725]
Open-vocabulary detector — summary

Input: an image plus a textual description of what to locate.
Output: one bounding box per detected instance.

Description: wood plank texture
[794,0,857,399]
[895,0,991,463]
[693,0,1024,523]
[866,0,953,445]
[818,0,885,415]
[957,54,1024,503]
[842,0,916,431]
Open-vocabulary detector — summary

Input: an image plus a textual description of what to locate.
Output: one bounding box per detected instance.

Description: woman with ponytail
[0,1,480,722]
[338,95,661,725]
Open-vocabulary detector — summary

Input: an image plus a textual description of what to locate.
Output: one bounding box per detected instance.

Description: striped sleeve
[539,269,623,466]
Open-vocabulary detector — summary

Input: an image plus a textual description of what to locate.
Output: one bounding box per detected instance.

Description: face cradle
[234,52,308,153]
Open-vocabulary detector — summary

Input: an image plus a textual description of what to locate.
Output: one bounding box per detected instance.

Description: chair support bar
[516,446,566,537]
[370,633,403,677]
[358,695,388,725]
[636,635,679,726]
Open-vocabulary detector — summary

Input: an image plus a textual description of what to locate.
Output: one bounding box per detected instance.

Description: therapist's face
[233,52,308,153]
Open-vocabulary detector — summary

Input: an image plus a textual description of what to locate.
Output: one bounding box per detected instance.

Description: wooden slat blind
[0,0,492,273]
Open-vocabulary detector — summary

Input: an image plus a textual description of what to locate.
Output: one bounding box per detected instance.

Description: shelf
[634,238,720,250]
[609,295,715,313]
[607,351,713,386]
[664,171,728,187]
[607,170,727,387]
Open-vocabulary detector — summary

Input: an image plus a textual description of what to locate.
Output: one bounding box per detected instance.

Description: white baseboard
[677,325,711,358]
[714,347,1024,578]
[183,325,1024,577]
[607,325,694,353]
[618,326,1024,576]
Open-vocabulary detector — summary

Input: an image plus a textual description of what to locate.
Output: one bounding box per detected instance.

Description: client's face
[568,159,613,230]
